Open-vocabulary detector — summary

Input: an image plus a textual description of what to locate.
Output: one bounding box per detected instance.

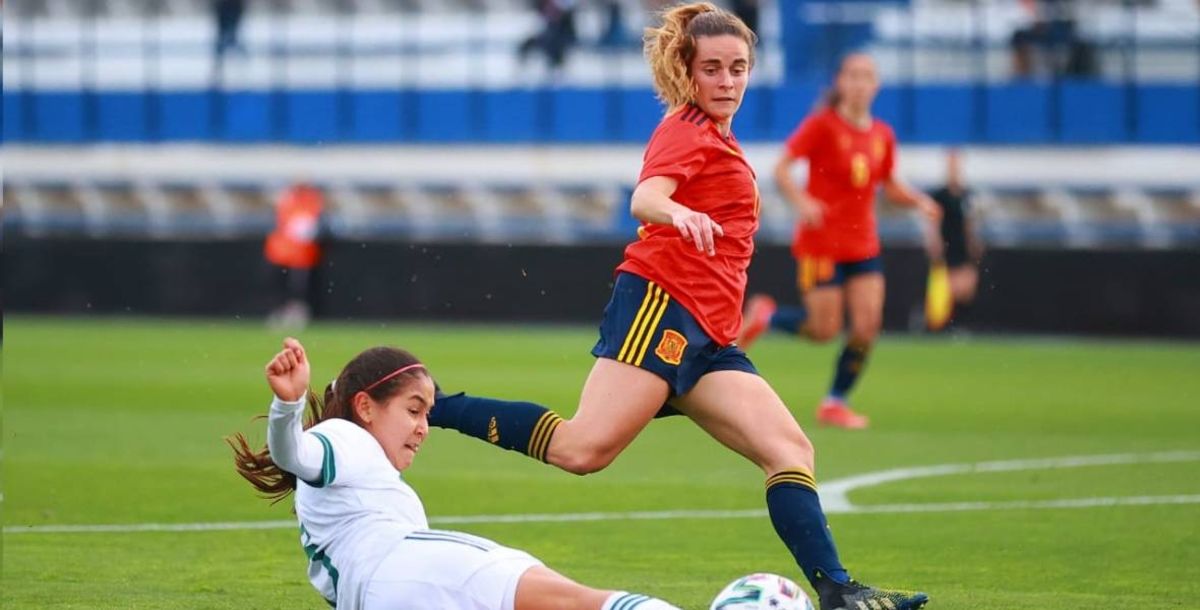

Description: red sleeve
[639,120,709,185]
[785,113,826,159]
[881,127,896,181]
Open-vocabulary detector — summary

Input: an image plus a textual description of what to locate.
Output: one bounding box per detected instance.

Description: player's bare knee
[758,427,815,474]
[849,328,877,346]
[556,445,617,476]
[807,324,839,343]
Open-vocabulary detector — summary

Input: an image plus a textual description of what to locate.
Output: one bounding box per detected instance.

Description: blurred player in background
[428,5,928,609]
[211,0,246,82]
[228,338,682,610]
[738,53,941,430]
[925,149,984,332]
[264,181,324,330]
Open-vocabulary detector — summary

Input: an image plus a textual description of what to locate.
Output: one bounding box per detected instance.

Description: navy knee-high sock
[829,341,870,400]
[765,469,850,588]
[430,393,563,462]
[770,305,809,335]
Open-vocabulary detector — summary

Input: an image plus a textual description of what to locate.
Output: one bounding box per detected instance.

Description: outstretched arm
[883,176,941,222]
[265,338,323,482]
[631,176,724,257]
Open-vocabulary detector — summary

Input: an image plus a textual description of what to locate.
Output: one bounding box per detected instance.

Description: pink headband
[362,363,426,393]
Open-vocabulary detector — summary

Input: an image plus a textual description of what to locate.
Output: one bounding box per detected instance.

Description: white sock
[601,591,681,610]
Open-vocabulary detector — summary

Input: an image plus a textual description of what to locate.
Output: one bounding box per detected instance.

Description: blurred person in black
[212,0,246,82]
[926,150,984,331]
[1009,0,1096,79]
[518,0,579,72]
[731,0,759,39]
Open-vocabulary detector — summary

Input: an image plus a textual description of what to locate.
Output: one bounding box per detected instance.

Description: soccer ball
[709,573,814,610]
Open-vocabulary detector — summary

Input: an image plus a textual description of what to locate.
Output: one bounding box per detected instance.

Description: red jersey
[617,105,760,346]
[265,185,324,269]
[786,108,896,261]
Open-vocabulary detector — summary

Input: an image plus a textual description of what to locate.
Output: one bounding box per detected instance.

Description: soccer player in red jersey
[739,53,941,430]
[427,6,927,609]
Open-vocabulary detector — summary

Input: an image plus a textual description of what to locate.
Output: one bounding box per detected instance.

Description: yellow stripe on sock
[766,469,816,485]
[530,413,556,458]
[527,412,555,459]
[536,417,563,462]
[632,292,671,366]
[767,476,817,491]
[527,412,564,462]
[620,285,664,364]
[617,282,657,362]
[766,468,818,491]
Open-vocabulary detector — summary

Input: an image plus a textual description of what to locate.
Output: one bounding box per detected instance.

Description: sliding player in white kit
[228,338,681,610]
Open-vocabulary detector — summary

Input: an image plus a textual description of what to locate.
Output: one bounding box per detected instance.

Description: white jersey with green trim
[267,397,428,609]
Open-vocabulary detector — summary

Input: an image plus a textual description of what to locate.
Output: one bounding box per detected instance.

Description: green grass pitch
[4,316,1199,609]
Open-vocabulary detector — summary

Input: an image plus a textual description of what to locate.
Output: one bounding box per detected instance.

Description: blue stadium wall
[5,82,1199,144]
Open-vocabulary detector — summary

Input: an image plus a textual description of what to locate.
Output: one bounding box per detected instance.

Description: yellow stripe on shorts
[632,292,671,366]
[619,284,665,364]
[616,282,658,362]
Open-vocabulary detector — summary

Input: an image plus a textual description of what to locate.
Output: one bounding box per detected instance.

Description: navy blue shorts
[797,255,884,293]
[591,272,758,404]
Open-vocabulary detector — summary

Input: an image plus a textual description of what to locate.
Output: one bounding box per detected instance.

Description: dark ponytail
[227,347,426,504]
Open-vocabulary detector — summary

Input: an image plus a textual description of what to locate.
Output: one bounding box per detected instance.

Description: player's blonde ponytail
[644,2,757,111]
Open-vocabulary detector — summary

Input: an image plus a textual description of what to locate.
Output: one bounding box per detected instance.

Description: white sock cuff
[601,591,681,610]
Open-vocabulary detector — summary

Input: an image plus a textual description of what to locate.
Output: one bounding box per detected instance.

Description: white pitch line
[818,450,1200,512]
[6,452,1199,535]
[3,520,300,535]
[8,495,1200,535]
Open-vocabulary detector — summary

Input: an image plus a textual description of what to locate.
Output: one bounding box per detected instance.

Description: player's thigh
[802,286,844,342]
[547,358,669,466]
[844,272,884,343]
[513,566,609,610]
[673,370,815,474]
[949,265,978,302]
[363,532,543,610]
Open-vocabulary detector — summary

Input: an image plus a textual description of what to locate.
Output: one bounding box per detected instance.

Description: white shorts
[358,529,543,610]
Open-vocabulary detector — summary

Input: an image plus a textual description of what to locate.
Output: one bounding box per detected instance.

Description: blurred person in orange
[265,182,325,330]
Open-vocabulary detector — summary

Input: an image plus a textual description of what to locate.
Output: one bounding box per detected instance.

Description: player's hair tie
[362,363,426,392]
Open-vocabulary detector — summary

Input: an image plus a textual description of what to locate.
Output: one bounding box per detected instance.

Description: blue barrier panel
[350,90,403,142]
[986,83,1049,142]
[4,94,26,142]
[614,185,639,234]
[735,87,768,141]
[9,82,1190,145]
[1060,79,1127,142]
[771,83,821,139]
[158,91,213,140]
[415,90,472,141]
[222,91,274,142]
[873,87,906,139]
[1136,84,1199,143]
[913,84,974,143]
[34,92,86,142]
[97,92,148,141]
[286,91,340,143]
[483,89,537,142]
[551,88,609,142]
[618,88,662,141]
